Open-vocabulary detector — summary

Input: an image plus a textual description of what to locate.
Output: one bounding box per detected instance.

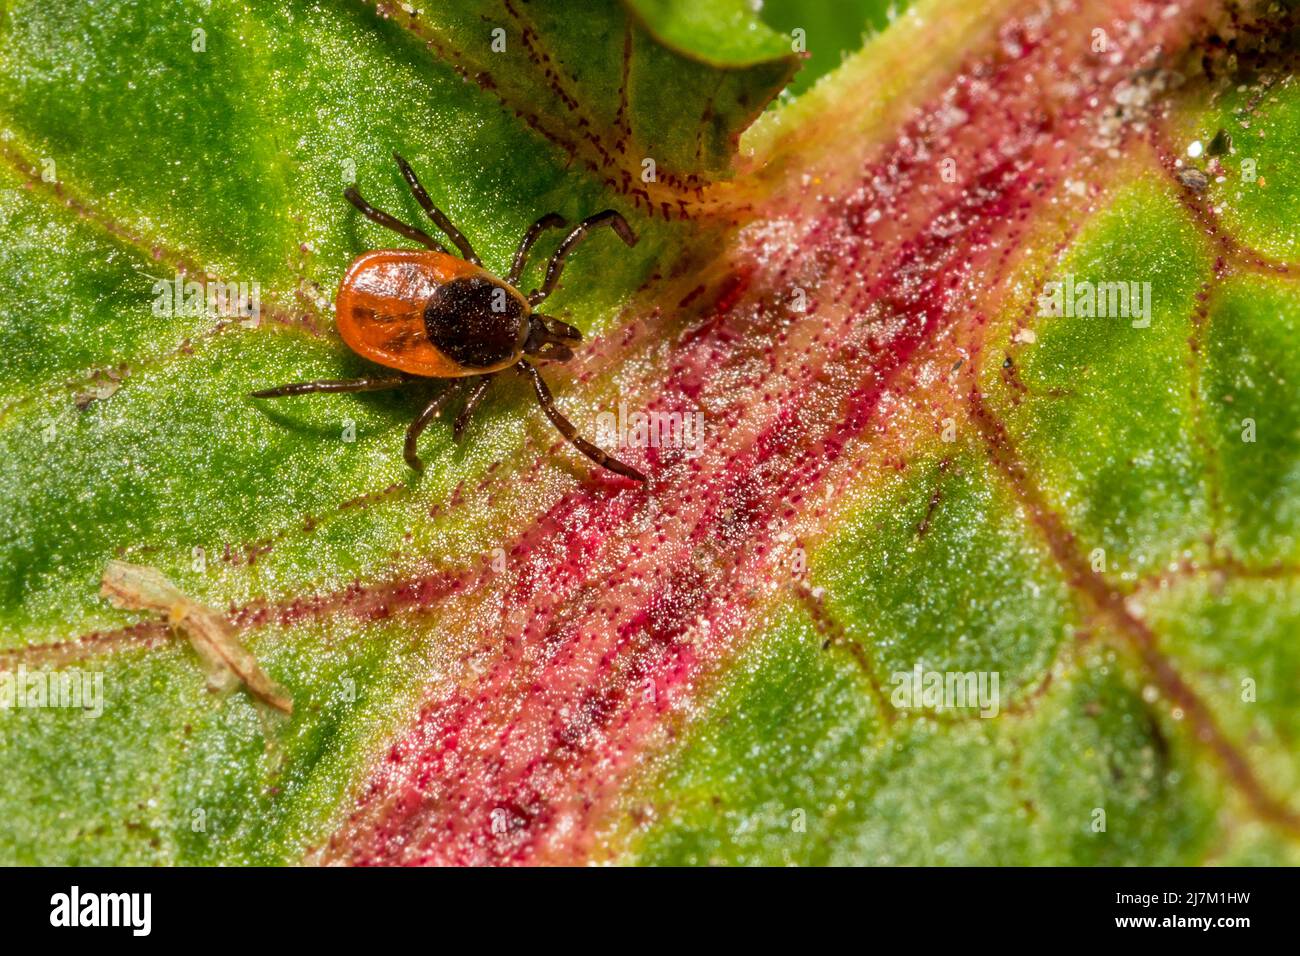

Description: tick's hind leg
[344,186,447,253]
[404,381,466,471]
[250,374,408,399]
[453,375,494,442]
[516,361,646,482]
[392,153,481,265]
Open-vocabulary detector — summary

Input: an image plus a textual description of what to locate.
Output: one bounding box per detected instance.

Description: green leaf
[1,0,1298,867]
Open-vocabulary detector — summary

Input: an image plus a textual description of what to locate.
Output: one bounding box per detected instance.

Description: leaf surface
[1,0,1298,866]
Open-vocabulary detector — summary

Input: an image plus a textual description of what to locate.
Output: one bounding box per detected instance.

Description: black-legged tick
[252,153,645,482]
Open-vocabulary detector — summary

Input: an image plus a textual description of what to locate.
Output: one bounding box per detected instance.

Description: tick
[252,153,646,482]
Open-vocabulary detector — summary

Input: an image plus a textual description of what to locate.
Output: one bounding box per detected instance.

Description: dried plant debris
[73,366,124,410]
[100,560,292,714]
[1176,166,1211,191]
[1206,127,1233,156]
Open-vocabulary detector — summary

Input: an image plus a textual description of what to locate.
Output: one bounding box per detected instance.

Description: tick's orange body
[336,250,530,378]
[252,152,645,481]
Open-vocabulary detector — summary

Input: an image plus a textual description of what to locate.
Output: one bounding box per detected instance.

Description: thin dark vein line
[791,580,894,724]
[360,0,741,217]
[968,385,1300,836]
[0,137,323,334]
[0,136,324,423]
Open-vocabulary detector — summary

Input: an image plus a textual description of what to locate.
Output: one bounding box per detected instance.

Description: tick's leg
[453,375,494,442]
[404,382,463,472]
[345,186,447,253]
[251,375,408,399]
[507,213,567,286]
[529,210,637,306]
[516,361,646,482]
[392,153,481,266]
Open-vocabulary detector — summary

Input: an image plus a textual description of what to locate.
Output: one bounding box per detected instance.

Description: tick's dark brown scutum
[251,153,644,481]
[424,276,528,370]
